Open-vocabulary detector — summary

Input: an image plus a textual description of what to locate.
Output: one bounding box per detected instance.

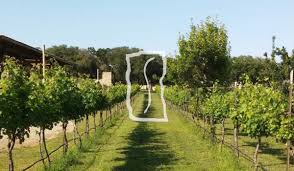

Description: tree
[274,47,294,81]
[47,45,98,77]
[177,17,231,87]
[0,58,31,171]
[230,56,281,83]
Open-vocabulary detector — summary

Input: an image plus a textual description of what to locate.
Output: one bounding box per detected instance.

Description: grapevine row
[162,81,291,169]
[0,58,140,171]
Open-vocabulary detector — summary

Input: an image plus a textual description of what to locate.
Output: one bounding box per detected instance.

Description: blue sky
[0,0,293,57]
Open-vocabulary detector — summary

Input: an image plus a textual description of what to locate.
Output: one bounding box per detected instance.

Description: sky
[0,0,293,57]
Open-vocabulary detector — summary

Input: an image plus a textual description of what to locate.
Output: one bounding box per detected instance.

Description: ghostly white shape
[143,57,155,114]
[126,51,168,122]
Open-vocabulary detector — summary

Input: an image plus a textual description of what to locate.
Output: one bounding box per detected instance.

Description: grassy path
[68,93,248,171]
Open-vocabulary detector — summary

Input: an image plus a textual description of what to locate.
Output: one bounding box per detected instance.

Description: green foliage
[105,83,140,106]
[203,84,229,122]
[0,58,31,143]
[277,116,294,141]
[47,45,163,84]
[176,17,231,87]
[164,85,191,106]
[48,67,84,123]
[28,67,61,129]
[78,78,105,114]
[230,56,280,83]
[238,82,286,138]
[165,80,287,139]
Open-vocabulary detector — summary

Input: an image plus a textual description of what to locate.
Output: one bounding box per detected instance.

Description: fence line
[167,102,267,171]
[22,99,130,171]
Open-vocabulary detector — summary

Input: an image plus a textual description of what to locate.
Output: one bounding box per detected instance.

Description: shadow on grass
[113,93,177,171]
[139,93,155,118]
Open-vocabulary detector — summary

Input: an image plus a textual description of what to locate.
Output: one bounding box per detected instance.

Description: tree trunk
[203,116,206,138]
[62,122,68,154]
[100,111,103,127]
[41,127,51,165]
[234,122,239,158]
[254,137,261,171]
[74,120,82,149]
[85,114,89,136]
[287,140,291,171]
[221,119,225,149]
[109,106,112,120]
[38,128,46,167]
[93,112,97,132]
[73,120,77,145]
[210,117,215,143]
[7,135,15,171]
[105,109,108,120]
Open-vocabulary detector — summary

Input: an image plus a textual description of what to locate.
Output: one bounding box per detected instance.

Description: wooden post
[42,45,46,83]
[234,81,240,158]
[0,48,4,72]
[287,70,293,171]
[97,69,99,81]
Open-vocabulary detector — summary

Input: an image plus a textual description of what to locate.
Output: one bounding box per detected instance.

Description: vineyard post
[42,45,45,83]
[196,88,200,123]
[221,119,225,146]
[41,45,51,165]
[85,114,90,136]
[100,111,103,127]
[73,119,77,145]
[93,112,97,132]
[97,69,99,81]
[287,70,293,171]
[109,106,112,120]
[203,115,206,138]
[74,119,82,149]
[233,81,240,158]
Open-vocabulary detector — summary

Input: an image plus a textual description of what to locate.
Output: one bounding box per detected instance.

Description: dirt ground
[0,121,74,150]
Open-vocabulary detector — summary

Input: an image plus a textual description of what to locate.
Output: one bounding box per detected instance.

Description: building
[0,35,74,66]
[95,71,112,86]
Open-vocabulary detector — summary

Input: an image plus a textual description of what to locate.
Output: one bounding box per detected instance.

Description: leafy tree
[0,58,31,171]
[47,45,97,77]
[177,17,231,87]
[130,55,163,85]
[274,47,294,80]
[230,56,280,83]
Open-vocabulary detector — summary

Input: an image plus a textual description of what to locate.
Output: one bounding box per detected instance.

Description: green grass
[180,106,292,171]
[1,92,265,171]
[0,101,127,171]
[64,92,247,171]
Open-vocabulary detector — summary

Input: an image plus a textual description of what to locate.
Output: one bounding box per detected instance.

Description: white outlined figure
[126,51,168,122]
[143,57,154,114]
